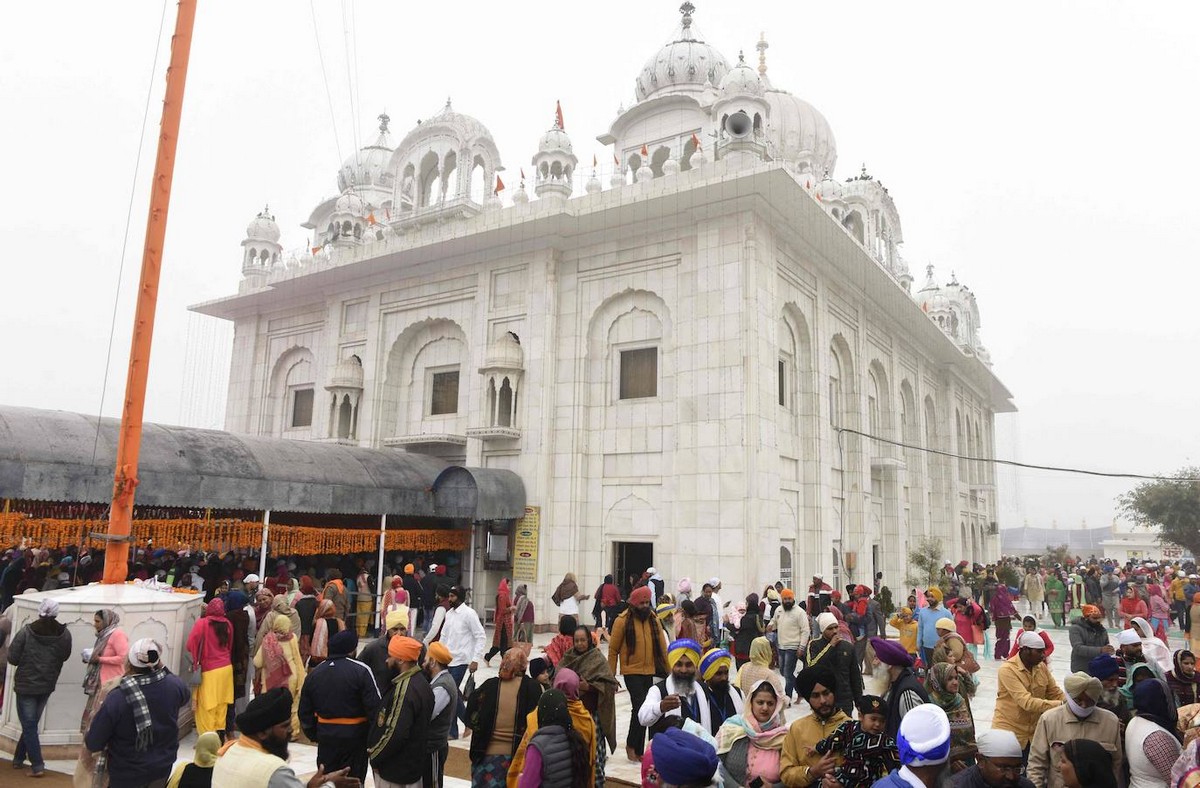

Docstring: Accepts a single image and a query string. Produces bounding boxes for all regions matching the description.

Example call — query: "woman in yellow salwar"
[186,598,234,737]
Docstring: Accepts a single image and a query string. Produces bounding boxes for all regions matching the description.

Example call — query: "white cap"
[816,612,838,633]
[707,577,721,587]
[38,599,59,618]
[646,566,658,575]
[975,729,1023,758]
[128,638,163,668]
[897,704,951,766]
[1117,629,1141,645]
[1018,631,1046,649]
[244,574,261,584]
[429,563,438,571]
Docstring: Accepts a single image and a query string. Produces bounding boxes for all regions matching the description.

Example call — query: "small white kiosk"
[0,584,203,759]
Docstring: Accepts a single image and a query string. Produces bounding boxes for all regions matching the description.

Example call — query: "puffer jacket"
[7,617,72,695]
[1068,617,1110,673]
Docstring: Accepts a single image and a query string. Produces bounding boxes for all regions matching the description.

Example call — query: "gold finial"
[756,32,769,76]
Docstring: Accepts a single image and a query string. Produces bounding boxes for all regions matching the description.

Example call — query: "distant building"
[1002,521,1192,564]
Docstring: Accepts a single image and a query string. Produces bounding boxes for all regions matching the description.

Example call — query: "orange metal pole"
[103,0,198,584]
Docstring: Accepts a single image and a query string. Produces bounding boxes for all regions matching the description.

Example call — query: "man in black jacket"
[870,636,930,739]
[368,635,434,787]
[805,612,863,716]
[299,630,381,782]
[1068,604,1113,673]
[360,610,409,693]
[8,598,72,777]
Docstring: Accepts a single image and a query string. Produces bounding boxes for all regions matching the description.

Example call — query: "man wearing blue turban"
[637,639,712,736]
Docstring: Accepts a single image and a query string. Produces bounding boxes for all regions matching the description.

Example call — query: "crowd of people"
[5,549,1200,787]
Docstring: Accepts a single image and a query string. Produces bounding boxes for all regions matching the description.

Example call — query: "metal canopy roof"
[0,406,525,520]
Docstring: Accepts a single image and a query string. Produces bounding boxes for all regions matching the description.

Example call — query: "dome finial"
[377,111,390,132]
[738,50,746,66]
[679,2,695,32]
[949,270,959,285]
[924,264,936,286]
[756,32,769,75]
[445,96,452,109]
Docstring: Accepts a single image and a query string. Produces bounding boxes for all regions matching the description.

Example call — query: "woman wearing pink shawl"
[715,680,789,786]
[186,598,234,736]
[253,615,305,738]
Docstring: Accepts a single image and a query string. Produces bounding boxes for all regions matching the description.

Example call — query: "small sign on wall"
[512,506,540,582]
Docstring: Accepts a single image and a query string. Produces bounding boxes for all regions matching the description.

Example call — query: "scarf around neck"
[120,667,169,752]
[83,610,120,695]
[368,665,420,759]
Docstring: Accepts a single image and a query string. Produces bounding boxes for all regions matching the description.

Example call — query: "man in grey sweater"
[7,598,72,777]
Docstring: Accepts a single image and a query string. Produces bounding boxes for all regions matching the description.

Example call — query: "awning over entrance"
[0,406,525,520]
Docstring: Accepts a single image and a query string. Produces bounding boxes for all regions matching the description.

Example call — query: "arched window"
[649,146,671,178]
[498,377,514,427]
[843,211,865,244]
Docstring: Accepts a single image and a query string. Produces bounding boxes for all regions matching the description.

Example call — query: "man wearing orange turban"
[369,636,434,786]
[1068,603,1113,673]
[422,641,457,788]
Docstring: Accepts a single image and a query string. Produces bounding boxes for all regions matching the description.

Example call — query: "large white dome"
[337,113,395,192]
[763,87,837,177]
[635,4,729,102]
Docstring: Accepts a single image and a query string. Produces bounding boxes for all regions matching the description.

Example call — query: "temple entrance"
[613,541,653,598]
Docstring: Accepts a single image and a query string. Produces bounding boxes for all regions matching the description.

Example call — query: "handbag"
[185,634,203,687]
[461,673,475,702]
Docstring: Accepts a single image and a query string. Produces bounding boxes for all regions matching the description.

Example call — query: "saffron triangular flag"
[691,132,702,151]
[593,154,598,168]
[613,153,620,165]
[311,245,322,254]
[367,212,377,225]
[520,168,526,181]
[494,175,505,194]
[640,143,649,157]
[555,100,564,130]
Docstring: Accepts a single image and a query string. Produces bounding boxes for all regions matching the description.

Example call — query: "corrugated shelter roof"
[0,406,524,520]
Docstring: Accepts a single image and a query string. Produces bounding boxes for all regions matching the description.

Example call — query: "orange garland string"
[0,513,469,556]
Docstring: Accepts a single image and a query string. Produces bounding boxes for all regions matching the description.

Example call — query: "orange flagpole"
[103,0,198,584]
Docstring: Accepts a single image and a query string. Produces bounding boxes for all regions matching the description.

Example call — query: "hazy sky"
[2,1,1197,533]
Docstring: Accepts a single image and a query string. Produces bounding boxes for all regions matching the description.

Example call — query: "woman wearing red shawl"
[1120,585,1149,630]
[485,578,514,665]
[253,615,305,739]
[989,583,1017,660]
[307,599,344,669]
[186,598,234,736]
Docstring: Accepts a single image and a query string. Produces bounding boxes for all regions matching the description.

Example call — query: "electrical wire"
[309,0,343,167]
[834,426,1200,482]
[90,0,170,466]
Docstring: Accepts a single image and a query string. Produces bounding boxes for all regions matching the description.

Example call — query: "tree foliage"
[1118,466,1200,559]
[906,535,950,595]
[1044,543,1072,568]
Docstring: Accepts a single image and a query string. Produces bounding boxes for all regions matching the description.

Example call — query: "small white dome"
[337,113,395,192]
[329,356,364,389]
[718,55,763,98]
[816,175,843,202]
[538,127,573,154]
[334,191,366,217]
[635,5,729,102]
[483,332,524,370]
[246,207,280,243]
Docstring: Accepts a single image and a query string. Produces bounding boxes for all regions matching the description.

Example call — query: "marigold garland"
[0,513,469,556]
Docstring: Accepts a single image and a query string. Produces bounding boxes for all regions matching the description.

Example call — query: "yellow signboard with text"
[512,505,540,582]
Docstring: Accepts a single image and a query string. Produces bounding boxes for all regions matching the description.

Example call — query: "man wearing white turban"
[871,703,951,786]
[953,729,1034,787]
[1026,671,1122,788]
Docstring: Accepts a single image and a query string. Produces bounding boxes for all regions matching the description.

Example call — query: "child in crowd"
[814,695,900,788]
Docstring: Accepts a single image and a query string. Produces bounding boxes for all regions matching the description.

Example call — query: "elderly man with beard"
[1068,603,1113,673]
[1026,671,1123,788]
[610,584,669,761]
[768,588,810,701]
[780,666,849,786]
[870,636,930,739]
[1088,653,1132,725]
[214,687,360,788]
[367,636,435,788]
[1114,627,1164,685]
[952,729,1033,788]
[638,638,712,734]
[699,648,743,736]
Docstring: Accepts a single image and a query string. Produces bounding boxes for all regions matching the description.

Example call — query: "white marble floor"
[44,619,1187,786]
